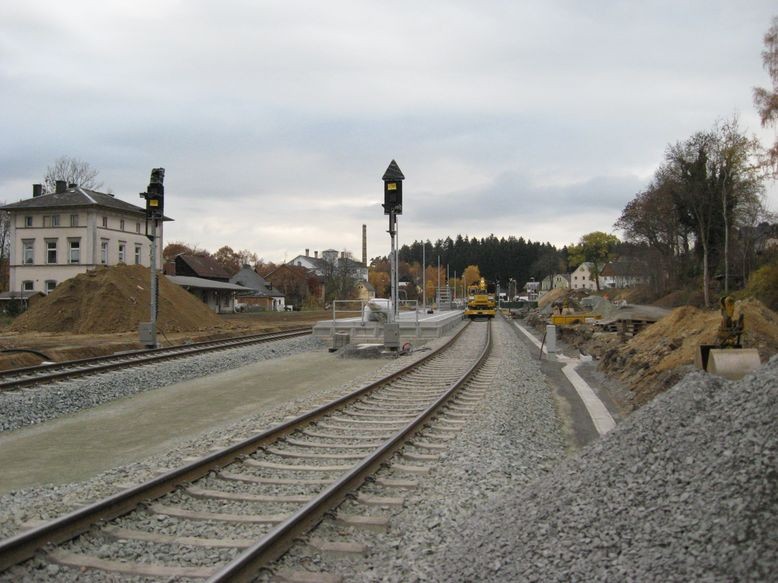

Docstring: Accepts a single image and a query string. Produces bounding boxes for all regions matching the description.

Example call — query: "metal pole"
[395,217,399,318]
[389,214,395,323]
[437,256,440,309]
[422,243,426,310]
[149,219,158,347]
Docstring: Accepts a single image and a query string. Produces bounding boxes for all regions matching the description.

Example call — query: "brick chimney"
[314,250,318,259]
[305,248,309,257]
[32,184,43,197]
[55,180,67,193]
[362,224,367,266]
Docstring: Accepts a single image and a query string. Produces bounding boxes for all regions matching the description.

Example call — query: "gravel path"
[0,335,323,432]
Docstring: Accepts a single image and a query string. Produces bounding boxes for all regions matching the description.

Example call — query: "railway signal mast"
[139,168,165,348]
[382,160,404,348]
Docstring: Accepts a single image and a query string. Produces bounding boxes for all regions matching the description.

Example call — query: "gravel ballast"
[432,354,778,581]
[2,316,773,582]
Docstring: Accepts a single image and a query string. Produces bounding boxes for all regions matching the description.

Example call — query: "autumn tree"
[369,270,390,298]
[754,16,778,173]
[568,231,620,291]
[163,241,195,262]
[461,265,481,291]
[212,245,242,275]
[43,156,103,192]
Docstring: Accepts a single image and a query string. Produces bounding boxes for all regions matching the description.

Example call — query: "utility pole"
[382,160,404,350]
[139,168,165,348]
[422,242,426,310]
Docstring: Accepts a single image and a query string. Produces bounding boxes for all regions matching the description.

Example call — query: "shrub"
[745,262,778,311]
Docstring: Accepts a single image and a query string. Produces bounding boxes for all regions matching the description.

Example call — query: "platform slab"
[312,309,463,342]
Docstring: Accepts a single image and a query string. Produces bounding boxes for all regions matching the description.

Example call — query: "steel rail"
[209,320,493,582]
[0,327,311,391]
[0,321,471,574]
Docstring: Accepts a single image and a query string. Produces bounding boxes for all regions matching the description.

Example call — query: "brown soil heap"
[10,265,227,334]
[600,298,778,405]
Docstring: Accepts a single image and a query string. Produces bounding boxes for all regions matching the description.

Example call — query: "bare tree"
[43,156,103,192]
[0,206,10,291]
[754,16,778,174]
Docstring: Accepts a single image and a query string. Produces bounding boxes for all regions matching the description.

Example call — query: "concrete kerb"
[512,320,616,436]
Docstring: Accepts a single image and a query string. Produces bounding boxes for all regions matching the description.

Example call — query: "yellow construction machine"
[695,296,761,380]
[464,277,496,319]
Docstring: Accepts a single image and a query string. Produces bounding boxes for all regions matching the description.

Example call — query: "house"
[552,273,571,289]
[524,279,541,300]
[229,265,286,311]
[288,249,368,282]
[355,280,376,301]
[0,181,168,295]
[570,262,597,290]
[599,261,649,289]
[166,253,249,313]
[174,254,231,281]
[266,263,323,309]
[540,275,553,292]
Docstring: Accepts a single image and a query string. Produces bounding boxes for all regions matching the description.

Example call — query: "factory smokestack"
[362,224,367,266]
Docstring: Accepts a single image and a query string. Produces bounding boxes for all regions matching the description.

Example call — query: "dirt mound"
[600,298,778,405]
[651,288,706,309]
[538,287,568,309]
[10,265,228,334]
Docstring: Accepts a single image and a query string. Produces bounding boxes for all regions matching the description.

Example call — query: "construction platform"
[312,309,463,344]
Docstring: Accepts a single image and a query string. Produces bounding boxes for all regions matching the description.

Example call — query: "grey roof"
[229,266,285,297]
[166,275,251,292]
[1,186,172,220]
[382,159,405,181]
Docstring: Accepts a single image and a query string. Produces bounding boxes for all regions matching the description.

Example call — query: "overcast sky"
[1,1,776,263]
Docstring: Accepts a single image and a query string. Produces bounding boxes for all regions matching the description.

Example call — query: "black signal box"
[382,160,404,215]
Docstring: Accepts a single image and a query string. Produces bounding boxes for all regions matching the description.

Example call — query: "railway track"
[0,327,312,392]
[0,319,491,581]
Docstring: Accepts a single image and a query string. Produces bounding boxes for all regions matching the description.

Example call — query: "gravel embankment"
[432,354,778,581]
[0,335,323,432]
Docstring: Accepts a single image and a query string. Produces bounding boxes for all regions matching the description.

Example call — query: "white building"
[287,248,368,282]
[1,181,167,294]
[570,262,598,290]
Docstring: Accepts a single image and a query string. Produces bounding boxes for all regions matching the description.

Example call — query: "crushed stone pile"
[436,356,778,582]
[10,265,226,334]
[601,298,778,404]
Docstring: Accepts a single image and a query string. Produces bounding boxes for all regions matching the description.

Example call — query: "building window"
[46,240,57,264]
[22,281,34,292]
[120,219,125,231]
[70,214,79,227]
[22,240,34,264]
[134,244,142,265]
[102,216,108,228]
[43,214,60,227]
[24,216,33,227]
[68,239,80,264]
[101,240,109,264]
[136,222,141,234]
[45,280,57,294]
[118,242,126,263]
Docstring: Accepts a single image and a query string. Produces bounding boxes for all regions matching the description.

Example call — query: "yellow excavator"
[464,277,496,319]
[695,296,761,380]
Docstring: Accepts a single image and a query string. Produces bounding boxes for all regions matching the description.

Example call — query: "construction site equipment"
[695,296,761,380]
[464,277,496,319]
